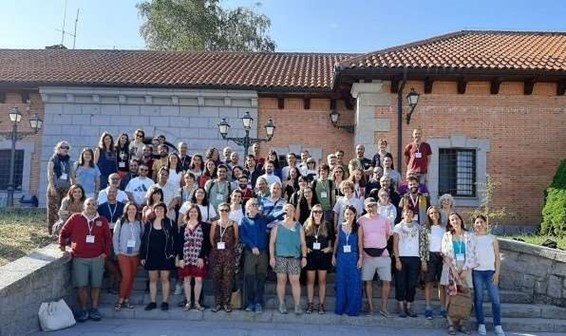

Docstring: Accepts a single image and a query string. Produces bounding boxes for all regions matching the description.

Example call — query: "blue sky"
[0,0,564,52]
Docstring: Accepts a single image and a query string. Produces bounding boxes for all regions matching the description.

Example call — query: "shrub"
[541,159,566,236]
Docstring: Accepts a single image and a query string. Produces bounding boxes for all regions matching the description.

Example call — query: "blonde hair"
[304,204,329,237]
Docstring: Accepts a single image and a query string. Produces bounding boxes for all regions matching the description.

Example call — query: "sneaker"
[144,302,157,311]
[439,308,447,318]
[245,304,255,312]
[294,305,303,315]
[306,302,314,314]
[174,284,183,295]
[318,303,326,315]
[161,302,169,311]
[494,325,506,336]
[406,307,418,318]
[89,308,102,321]
[254,303,263,314]
[398,310,407,318]
[477,324,487,335]
[278,303,288,314]
[425,308,433,320]
[76,310,89,323]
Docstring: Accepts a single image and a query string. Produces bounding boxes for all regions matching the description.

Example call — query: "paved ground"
[31,319,566,336]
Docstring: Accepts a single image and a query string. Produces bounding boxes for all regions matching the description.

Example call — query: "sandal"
[114,301,122,311]
[448,325,456,335]
[194,303,205,311]
[224,304,232,313]
[458,325,470,335]
[211,304,222,313]
[184,302,192,311]
[306,302,314,314]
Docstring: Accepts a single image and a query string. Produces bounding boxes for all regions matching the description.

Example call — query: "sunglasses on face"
[249,203,259,207]
[60,146,69,149]
[219,208,230,212]
[312,210,323,214]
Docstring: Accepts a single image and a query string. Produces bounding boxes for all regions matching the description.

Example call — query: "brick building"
[0,30,564,227]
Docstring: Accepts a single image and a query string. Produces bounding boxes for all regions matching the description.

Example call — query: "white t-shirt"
[393,222,420,257]
[429,225,445,252]
[168,169,183,188]
[229,208,244,225]
[474,234,496,271]
[179,201,217,223]
[378,203,397,228]
[125,177,155,206]
[97,187,129,204]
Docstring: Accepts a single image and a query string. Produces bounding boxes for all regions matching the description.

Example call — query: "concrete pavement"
[30,319,566,336]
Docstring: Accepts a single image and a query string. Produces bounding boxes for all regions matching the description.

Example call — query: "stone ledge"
[498,238,566,262]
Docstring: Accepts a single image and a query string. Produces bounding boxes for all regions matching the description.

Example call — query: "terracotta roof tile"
[0,50,357,91]
[339,30,566,72]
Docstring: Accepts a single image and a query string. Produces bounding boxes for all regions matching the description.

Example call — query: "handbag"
[448,286,473,321]
[38,299,76,331]
[230,289,242,309]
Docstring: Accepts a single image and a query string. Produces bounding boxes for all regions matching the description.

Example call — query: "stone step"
[103,277,534,304]
[99,292,566,320]
[95,306,566,333]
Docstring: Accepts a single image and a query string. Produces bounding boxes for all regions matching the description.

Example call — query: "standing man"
[178,142,191,172]
[205,164,232,210]
[120,159,139,190]
[354,144,373,173]
[97,173,129,204]
[358,197,393,317]
[139,145,155,179]
[403,128,432,184]
[259,161,281,187]
[251,143,264,168]
[150,167,180,220]
[59,198,111,322]
[244,155,263,189]
[399,176,430,225]
[125,163,155,209]
[312,163,336,222]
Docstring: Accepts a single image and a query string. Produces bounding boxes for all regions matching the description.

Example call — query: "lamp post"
[217,111,276,157]
[329,109,355,133]
[0,107,43,207]
[396,69,420,170]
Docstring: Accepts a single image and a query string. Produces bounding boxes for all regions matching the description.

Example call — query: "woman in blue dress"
[332,205,363,316]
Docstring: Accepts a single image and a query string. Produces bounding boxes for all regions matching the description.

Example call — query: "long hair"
[189,154,204,171]
[203,159,217,178]
[97,132,114,151]
[447,212,467,233]
[184,203,203,223]
[343,205,359,233]
[191,187,210,206]
[298,186,319,211]
[425,205,441,229]
[65,184,86,203]
[115,133,130,151]
[120,202,140,222]
[78,148,95,168]
[147,187,164,206]
[167,153,182,173]
[304,204,329,237]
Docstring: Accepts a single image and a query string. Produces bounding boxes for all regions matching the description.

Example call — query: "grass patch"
[503,234,566,250]
[0,209,51,267]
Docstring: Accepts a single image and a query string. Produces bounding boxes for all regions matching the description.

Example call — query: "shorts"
[72,257,105,288]
[178,265,208,279]
[361,256,391,281]
[304,252,332,271]
[274,256,301,275]
[424,252,444,283]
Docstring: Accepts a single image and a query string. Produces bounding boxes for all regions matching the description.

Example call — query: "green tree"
[541,159,566,236]
[137,0,276,52]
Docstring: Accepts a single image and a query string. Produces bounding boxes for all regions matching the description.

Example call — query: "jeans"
[472,270,501,326]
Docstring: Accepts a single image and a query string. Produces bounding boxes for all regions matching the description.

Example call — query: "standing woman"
[73,148,101,199]
[176,204,211,311]
[209,203,239,312]
[140,202,177,311]
[348,168,367,200]
[188,154,204,184]
[303,204,333,314]
[295,186,319,225]
[190,188,217,223]
[228,190,245,224]
[283,167,300,201]
[422,206,447,320]
[269,203,307,315]
[441,212,478,335]
[47,141,74,234]
[268,150,282,180]
[330,166,346,197]
[115,133,130,179]
[200,159,217,188]
[167,153,183,188]
[143,187,164,223]
[94,132,117,189]
[113,202,143,310]
[472,215,505,336]
[393,207,426,318]
[332,206,363,316]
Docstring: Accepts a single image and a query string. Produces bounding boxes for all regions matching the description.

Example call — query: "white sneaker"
[494,325,505,336]
[477,324,487,335]
[174,283,183,295]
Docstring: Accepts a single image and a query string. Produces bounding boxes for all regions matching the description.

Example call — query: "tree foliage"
[541,159,566,236]
[137,0,276,52]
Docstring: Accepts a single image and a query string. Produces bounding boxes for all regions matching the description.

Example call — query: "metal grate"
[438,148,476,197]
[0,150,24,190]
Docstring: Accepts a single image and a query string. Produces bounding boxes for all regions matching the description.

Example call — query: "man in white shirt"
[97,173,129,204]
[259,161,281,187]
[125,163,155,208]
[281,152,298,182]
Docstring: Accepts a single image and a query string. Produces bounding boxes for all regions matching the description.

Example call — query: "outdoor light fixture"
[329,108,354,133]
[405,88,420,124]
[1,106,43,206]
[217,112,276,157]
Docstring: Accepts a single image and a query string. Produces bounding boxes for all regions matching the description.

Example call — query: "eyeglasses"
[249,203,259,207]
[59,146,69,150]
[312,210,323,214]
[219,209,230,212]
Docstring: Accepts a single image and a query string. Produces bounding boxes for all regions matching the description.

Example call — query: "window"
[438,148,476,197]
[0,150,24,190]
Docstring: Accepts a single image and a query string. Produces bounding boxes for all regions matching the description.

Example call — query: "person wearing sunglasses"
[209,203,239,313]
[129,129,145,161]
[47,141,75,234]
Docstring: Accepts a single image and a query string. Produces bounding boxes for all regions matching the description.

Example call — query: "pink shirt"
[359,214,392,257]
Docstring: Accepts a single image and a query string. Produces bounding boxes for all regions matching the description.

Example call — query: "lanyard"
[314,225,321,242]
[218,222,229,242]
[84,215,95,235]
[107,203,118,222]
[127,221,137,240]
[342,224,351,245]
[409,193,418,208]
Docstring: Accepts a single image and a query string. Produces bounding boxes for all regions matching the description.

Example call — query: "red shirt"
[59,213,111,258]
[403,142,432,173]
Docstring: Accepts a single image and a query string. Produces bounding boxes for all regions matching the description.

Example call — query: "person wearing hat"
[358,197,393,317]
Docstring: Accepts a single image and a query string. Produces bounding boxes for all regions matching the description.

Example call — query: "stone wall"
[499,238,566,307]
[0,244,74,335]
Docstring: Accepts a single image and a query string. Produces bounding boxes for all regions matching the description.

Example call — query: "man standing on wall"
[403,128,432,184]
[59,198,111,322]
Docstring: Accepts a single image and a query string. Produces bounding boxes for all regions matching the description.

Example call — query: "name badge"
[216,194,224,201]
[343,245,351,253]
[413,214,418,222]
[415,152,422,159]
[86,235,95,243]
[217,242,226,250]
[127,240,136,248]
[320,191,328,199]
[60,173,68,181]
[313,242,321,250]
[455,253,465,261]
[119,162,126,168]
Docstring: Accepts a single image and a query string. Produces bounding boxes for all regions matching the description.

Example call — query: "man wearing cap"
[358,197,393,317]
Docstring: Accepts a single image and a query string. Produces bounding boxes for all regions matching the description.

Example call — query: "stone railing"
[498,238,566,307]
[0,244,74,336]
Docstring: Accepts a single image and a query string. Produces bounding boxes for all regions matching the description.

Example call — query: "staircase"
[98,268,566,333]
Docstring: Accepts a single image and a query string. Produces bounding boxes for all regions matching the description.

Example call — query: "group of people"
[53,128,504,336]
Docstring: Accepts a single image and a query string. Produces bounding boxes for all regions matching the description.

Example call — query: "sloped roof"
[0,49,357,91]
[338,30,566,73]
